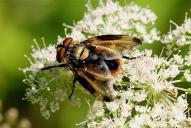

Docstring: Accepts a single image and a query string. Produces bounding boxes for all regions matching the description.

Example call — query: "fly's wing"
[74,61,116,101]
[81,35,142,54]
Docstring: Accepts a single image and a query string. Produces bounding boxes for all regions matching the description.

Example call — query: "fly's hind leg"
[69,77,77,99]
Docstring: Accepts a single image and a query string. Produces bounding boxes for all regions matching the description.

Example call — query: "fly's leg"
[122,56,137,60]
[69,77,77,99]
[41,64,67,70]
[122,54,145,60]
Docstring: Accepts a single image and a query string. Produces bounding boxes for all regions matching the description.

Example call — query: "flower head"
[21,0,191,127]
[68,0,160,43]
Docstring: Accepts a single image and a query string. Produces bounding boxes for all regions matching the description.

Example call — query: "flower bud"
[5,108,19,125]
[18,118,31,128]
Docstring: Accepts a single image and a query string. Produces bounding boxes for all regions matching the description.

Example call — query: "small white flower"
[173,54,184,65]
[50,101,59,113]
[184,70,191,82]
[120,103,133,118]
[119,90,134,100]
[88,100,104,118]
[112,118,126,127]
[87,121,97,128]
[159,64,180,79]
[185,54,191,66]
[106,100,119,113]
[135,105,147,113]
[133,90,147,102]
[99,118,113,128]
[30,62,44,71]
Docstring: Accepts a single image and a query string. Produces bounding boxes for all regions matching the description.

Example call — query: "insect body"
[42,35,142,101]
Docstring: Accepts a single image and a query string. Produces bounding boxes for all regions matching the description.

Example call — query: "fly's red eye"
[63,37,73,46]
[56,37,73,63]
[56,47,65,63]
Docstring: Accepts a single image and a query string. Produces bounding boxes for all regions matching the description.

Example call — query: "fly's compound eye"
[63,37,73,46]
[56,37,73,63]
[56,46,65,63]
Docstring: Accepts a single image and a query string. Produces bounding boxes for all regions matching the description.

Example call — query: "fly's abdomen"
[104,59,123,77]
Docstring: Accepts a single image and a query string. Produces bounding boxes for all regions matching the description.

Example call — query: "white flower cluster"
[67,0,160,43]
[86,95,189,128]
[21,39,81,119]
[22,0,191,127]
[129,95,188,128]
[161,17,191,82]
[22,39,57,72]
[85,52,191,128]
[163,18,191,47]
[76,1,191,128]
[125,55,179,93]
[162,18,191,57]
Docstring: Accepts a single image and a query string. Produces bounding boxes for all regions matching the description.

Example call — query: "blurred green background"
[0,0,191,127]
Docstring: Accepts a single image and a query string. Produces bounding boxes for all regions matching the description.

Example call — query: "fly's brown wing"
[81,35,142,54]
[74,60,116,102]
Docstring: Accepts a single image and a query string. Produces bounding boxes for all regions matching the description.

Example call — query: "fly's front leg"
[69,77,77,99]
[41,64,67,70]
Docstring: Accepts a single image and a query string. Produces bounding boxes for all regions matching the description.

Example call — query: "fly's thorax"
[67,44,90,68]
[68,44,89,60]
